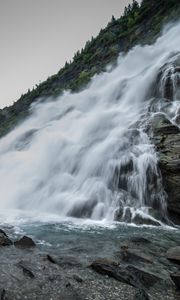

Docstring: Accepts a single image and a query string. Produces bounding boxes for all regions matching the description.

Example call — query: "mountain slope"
[0,0,180,137]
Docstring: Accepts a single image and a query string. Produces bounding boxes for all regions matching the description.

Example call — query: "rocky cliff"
[150,54,180,224]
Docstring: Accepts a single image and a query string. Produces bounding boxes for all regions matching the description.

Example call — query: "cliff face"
[151,54,180,224]
[0,0,180,137]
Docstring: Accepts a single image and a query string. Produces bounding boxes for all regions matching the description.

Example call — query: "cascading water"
[0,23,180,225]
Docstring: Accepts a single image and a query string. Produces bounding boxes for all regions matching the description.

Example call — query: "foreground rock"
[166,246,180,264]
[0,228,179,300]
[90,260,159,289]
[170,273,180,290]
[0,229,12,246]
[120,248,153,264]
[14,236,36,248]
[133,289,150,300]
[17,261,35,278]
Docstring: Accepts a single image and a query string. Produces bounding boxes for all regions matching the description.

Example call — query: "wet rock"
[130,237,151,244]
[57,256,82,268]
[122,207,132,223]
[166,247,180,264]
[132,214,161,226]
[120,244,129,261]
[170,273,180,290]
[151,113,180,223]
[14,236,36,248]
[151,114,178,136]
[17,262,35,279]
[174,114,180,125]
[47,254,57,264]
[149,56,180,224]
[154,54,180,100]
[0,229,8,236]
[67,198,98,219]
[90,259,159,289]
[121,249,153,264]
[133,289,150,300]
[125,265,159,288]
[0,230,12,247]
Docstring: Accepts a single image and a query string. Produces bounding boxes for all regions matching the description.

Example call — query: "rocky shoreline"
[0,228,180,300]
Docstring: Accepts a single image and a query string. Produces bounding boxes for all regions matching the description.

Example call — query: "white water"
[0,23,180,225]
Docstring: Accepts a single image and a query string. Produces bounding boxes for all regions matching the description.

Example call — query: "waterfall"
[0,23,180,225]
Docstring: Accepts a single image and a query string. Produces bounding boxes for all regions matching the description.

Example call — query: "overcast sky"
[0,0,133,108]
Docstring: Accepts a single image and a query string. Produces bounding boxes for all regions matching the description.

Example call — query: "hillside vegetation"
[0,0,180,137]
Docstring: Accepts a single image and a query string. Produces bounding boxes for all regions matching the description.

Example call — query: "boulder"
[90,259,159,289]
[166,247,180,264]
[14,236,36,248]
[0,230,12,247]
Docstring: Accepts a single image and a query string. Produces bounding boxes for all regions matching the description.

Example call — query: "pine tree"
[111,15,116,22]
[132,0,139,11]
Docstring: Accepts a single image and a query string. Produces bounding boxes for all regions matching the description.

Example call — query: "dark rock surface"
[0,228,179,299]
[17,261,35,279]
[120,249,153,264]
[170,273,180,290]
[151,113,180,223]
[0,230,12,247]
[90,260,160,289]
[14,236,36,248]
[150,53,180,224]
[46,254,57,264]
[166,247,180,264]
[132,214,161,227]
[130,237,151,244]
[133,289,150,300]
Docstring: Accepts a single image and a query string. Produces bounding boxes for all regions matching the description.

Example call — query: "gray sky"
[0,0,133,108]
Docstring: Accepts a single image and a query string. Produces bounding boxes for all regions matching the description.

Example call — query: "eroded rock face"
[154,53,180,100]
[150,53,180,224]
[151,113,180,223]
